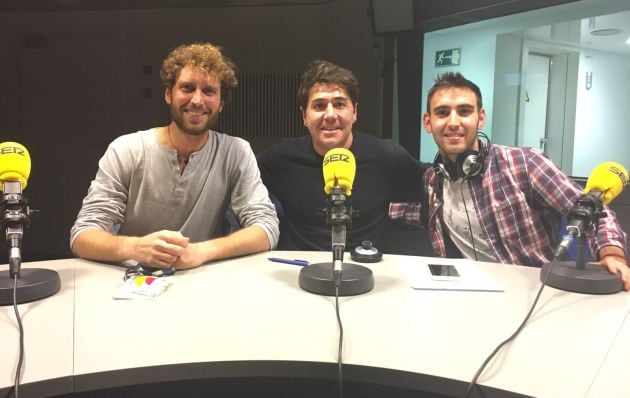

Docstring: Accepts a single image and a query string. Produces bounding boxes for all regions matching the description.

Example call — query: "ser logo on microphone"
[322,152,351,166]
[0,146,26,156]
[609,165,627,186]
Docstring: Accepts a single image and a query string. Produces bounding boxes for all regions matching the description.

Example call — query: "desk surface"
[2,251,629,398]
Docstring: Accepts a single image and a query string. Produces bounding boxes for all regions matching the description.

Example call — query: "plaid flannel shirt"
[390,145,627,267]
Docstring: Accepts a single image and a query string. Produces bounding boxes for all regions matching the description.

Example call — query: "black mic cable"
[459,171,563,398]
[329,190,347,398]
[11,272,25,398]
[463,256,557,398]
[332,225,345,398]
[334,283,344,398]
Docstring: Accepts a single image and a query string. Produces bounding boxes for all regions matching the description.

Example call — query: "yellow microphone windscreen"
[0,141,31,189]
[322,148,356,196]
[583,161,628,205]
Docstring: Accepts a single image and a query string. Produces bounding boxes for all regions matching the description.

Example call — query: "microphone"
[582,161,627,205]
[541,161,628,294]
[0,141,31,189]
[323,147,355,196]
[0,141,60,305]
[0,142,32,277]
[556,162,628,257]
[322,148,356,280]
[298,148,373,297]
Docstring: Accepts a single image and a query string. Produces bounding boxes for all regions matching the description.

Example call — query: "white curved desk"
[2,251,629,397]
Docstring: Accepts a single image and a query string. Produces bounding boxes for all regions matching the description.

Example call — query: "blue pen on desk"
[268,257,309,266]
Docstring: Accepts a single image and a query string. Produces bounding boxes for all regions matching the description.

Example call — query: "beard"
[169,105,220,136]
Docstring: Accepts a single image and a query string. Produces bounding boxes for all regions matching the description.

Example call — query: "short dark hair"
[160,42,238,102]
[298,60,359,110]
[426,72,482,112]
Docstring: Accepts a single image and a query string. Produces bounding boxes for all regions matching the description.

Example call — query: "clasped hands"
[132,230,203,270]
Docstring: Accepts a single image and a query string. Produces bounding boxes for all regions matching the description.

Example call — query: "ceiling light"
[590,28,622,36]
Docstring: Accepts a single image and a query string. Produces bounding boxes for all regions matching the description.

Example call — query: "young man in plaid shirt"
[390,72,629,290]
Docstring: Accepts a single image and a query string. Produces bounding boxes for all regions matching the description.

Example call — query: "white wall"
[419,0,630,173]
[420,29,497,162]
[491,33,523,148]
[573,50,630,176]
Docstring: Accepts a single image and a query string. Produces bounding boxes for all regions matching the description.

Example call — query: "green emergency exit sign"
[435,48,461,67]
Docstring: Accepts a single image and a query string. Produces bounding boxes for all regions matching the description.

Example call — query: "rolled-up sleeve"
[229,140,280,249]
[69,140,132,249]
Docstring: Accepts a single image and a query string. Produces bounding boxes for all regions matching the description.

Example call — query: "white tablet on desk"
[398,257,504,292]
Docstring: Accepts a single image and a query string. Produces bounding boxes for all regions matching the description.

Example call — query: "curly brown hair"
[160,42,238,102]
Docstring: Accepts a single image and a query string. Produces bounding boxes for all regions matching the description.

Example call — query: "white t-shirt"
[442,178,497,262]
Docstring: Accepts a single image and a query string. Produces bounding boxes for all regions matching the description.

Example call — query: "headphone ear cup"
[435,163,450,180]
[458,134,490,179]
[460,152,481,179]
[435,134,490,181]
[433,153,451,181]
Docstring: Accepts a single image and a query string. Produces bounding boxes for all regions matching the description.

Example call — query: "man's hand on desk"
[131,230,189,269]
[172,242,208,270]
[597,246,630,291]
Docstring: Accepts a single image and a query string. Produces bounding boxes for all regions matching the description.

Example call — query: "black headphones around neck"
[433,132,490,181]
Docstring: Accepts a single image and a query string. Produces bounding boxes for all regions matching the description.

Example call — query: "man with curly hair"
[71,42,279,269]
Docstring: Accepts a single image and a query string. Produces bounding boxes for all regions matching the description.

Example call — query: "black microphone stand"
[0,180,60,305]
[299,186,374,296]
[540,194,622,294]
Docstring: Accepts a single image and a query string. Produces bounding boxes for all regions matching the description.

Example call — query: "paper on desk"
[113,275,171,299]
[397,257,504,292]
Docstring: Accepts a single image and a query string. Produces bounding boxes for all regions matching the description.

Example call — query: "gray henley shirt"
[70,128,279,249]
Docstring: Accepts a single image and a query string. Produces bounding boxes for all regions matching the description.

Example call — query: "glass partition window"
[421,0,630,177]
